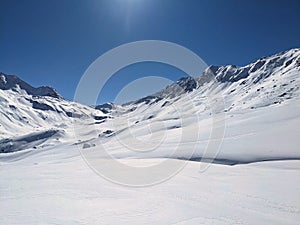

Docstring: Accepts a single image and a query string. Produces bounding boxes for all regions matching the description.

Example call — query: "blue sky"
[1,0,300,104]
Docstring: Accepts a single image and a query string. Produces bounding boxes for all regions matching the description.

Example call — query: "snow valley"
[1,48,300,224]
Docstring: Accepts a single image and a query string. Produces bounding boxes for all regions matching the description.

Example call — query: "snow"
[0,48,300,224]
[1,151,300,224]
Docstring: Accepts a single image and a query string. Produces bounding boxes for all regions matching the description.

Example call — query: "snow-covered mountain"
[0,73,106,149]
[0,73,62,99]
[83,48,299,163]
[121,48,300,111]
[1,48,300,225]
[1,48,300,154]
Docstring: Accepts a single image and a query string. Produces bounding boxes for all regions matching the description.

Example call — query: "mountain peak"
[201,48,300,83]
[0,72,62,99]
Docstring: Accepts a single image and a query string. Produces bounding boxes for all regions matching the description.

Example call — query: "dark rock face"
[31,100,56,111]
[95,103,113,110]
[176,77,197,92]
[135,96,162,105]
[25,98,56,111]
[154,76,197,99]
[103,130,113,135]
[120,76,197,106]
[95,102,115,113]
[93,116,107,121]
[211,66,251,83]
[66,112,82,118]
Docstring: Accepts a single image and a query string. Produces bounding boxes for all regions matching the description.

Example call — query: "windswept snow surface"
[1,49,300,224]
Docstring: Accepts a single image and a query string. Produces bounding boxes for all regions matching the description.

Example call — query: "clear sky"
[1,0,300,104]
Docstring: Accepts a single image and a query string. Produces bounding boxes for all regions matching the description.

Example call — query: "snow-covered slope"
[121,48,300,112]
[1,48,300,159]
[76,48,300,163]
[0,48,300,224]
[0,73,106,151]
